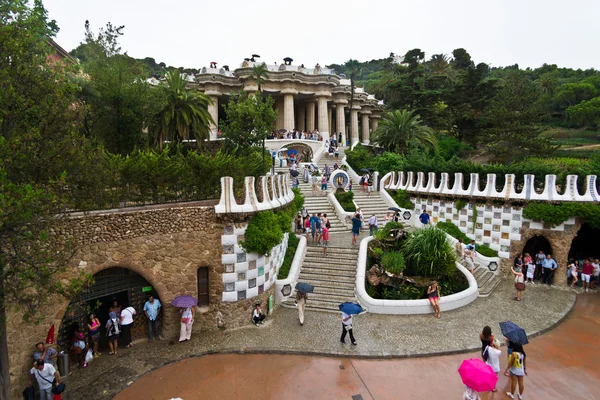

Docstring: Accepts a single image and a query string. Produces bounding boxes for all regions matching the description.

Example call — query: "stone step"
[299,270,356,282]
[299,266,356,277]
[306,245,358,252]
[304,252,358,260]
[478,276,501,297]
[303,257,358,266]
[297,277,356,290]
[312,286,356,297]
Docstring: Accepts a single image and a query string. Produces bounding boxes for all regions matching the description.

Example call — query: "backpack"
[109,319,120,336]
[482,346,489,361]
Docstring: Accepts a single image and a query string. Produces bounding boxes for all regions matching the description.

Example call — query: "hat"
[109,312,117,319]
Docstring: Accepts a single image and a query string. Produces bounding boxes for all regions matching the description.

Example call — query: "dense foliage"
[523,202,600,229]
[277,234,300,280]
[401,227,457,277]
[436,221,498,257]
[334,190,356,212]
[390,190,414,209]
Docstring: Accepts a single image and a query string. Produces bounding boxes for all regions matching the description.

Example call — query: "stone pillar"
[297,106,305,132]
[361,114,370,144]
[208,95,219,140]
[328,107,333,135]
[276,97,284,130]
[371,118,379,133]
[336,104,346,146]
[350,109,359,146]
[306,102,315,132]
[283,94,295,131]
[317,96,329,141]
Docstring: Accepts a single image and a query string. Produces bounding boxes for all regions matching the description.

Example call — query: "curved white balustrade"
[215,174,294,214]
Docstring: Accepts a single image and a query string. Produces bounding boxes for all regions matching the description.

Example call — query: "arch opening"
[568,223,600,262]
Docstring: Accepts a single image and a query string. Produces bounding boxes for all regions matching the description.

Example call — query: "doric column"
[306,102,315,132]
[317,96,329,141]
[335,102,346,145]
[350,109,359,146]
[297,106,305,132]
[275,97,284,130]
[283,94,295,131]
[361,114,370,145]
[328,107,333,135]
[207,95,219,140]
[371,118,379,133]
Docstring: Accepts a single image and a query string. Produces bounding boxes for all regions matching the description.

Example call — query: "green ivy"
[455,199,468,210]
[277,234,300,279]
[436,221,498,257]
[391,190,414,209]
[335,190,356,212]
[523,202,600,229]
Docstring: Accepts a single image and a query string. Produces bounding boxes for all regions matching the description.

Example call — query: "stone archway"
[280,142,313,164]
[568,223,600,261]
[522,235,553,259]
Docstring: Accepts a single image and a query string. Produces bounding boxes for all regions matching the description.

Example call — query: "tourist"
[542,254,557,285]
[87,313,101,358]
[462,385,480,400]
[296,292,307,326]
[178,306,195,342]
[485,339,502,392]
[456,238,463,259]
[569,260,579,288]
[324,164,330,179]
[362,173,369,192]
[357,207,364,221]
[305,217,311,242]
[581,258,594,292]
[292,175,299,189]
[427,280,441,318]
[315,213,323,244]
[383,212,391,227]
[28,360,60,400]
[466,240,476,253]
[322,222,330,256]
[340,310,356,345]
[593,258,600,285]
[295,214,304,234]
[512,257,525,301]
[348,179,353,192]
[504,343,527,399]
[338,133,342,145]
[309,213,319,243]
[368,214,378,236]
[109,298,122,320]
[534,250,545,280]
[419,210,430,225]
[252,303,265,325]
[106,311,120,355]
[335,147,339,159]
[320,174,328,195]
[367,174,374,197]
[33,342,57,368]
[394,212,402,223]
[144,294,163,341]
[523,253,534,284]
[479,326,495,359]
[310,173,319,196]
[70,324,88,368]
[120,304,136,348]
[351,213,362,245]
[303,165,309,183]
[464,249,475,275]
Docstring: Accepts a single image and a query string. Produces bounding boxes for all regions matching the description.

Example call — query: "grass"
[277,234,300,280]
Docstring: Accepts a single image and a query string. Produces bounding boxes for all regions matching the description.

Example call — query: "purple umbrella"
[171,295,198,308]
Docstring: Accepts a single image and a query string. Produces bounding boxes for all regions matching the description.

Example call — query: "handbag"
[36,370,66,394]
[344,324,352,331]
[515,282,526,291]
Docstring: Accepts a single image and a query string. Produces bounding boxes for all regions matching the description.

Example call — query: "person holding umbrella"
[295,283,314,326]
[171,295,198,342]
[339,302,362,345]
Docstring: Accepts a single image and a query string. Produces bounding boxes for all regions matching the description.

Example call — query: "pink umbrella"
[458,358,498,392]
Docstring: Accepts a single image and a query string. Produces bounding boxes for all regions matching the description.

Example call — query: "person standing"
[581,258,594,292]
[523,253,534,284]
[504,343,527,399]
[144,294,162,341]
[28,360,60,400]
[178,306,195,342]
[367,175,374,197]
[315,213,323,245]
[542,254,557,285]
[322,222,330,256]
[485,339,502,392]
[106,311,120,355]
[368,214,378,236]
[534,250,545,280]
[512,257,525,301]
[33,342,57,368]
[87,313,101,358]
[120,305,136,348]
[427,280,441,318]
[351,213,362,246]
[479,326,495,358]
[320,174,328,195]
[296,292,307,326]
[340,311,356,345]
[456,238,464,260]
[419,210,430,225]
[465,249,476,275]
[310,173,319,196]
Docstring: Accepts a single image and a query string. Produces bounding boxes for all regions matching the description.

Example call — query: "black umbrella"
[360,168,370,173]
[368,168,376,172]
[499,321,529,345]
[278,129,287,133]
[388,207,401,212]
[295,282,314,294]
[290,169,299,177]
[283,57,293,62]
[252,54,261,58]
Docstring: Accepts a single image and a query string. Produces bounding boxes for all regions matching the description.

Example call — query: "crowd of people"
[269,130,347,147]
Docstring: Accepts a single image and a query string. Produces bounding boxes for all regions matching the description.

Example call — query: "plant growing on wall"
[471,206,478,234]
[455,199,467,210]
[436,221,498,257]
[523,202,600,229]
[392,190,414,209]
[240,211,284,255]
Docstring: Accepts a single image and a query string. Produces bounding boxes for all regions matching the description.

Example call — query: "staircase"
[352,190,391,224]
[473,265,502,297]
[282,245,358,312]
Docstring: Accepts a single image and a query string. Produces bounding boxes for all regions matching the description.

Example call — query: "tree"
[251,63,269,93]
[567,96,600,128]
[220,91,276,155]
[371,109,437,153]
[153,70,214,150]
[344,59,361,143]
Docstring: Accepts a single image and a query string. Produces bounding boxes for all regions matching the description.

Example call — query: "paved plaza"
[63,279,578,399]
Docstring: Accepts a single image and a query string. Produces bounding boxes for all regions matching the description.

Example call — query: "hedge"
[277,234,300,279]
[436,221,499,257]
[523,202,600,229]
[335,190,356,212]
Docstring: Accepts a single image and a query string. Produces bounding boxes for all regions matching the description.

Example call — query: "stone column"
[283,94,295,131]
[335,104,346,145]
[208,95,219,140]
[361,114,370,144]
[328,107,333,135]
[306,102,315,132]
[297,106,305,132]
[371,118,379,133]
[317,96,329,141]
[275,97,284,130]
[350,109,359,146]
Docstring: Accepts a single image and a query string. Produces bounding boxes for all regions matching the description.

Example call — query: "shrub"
[401,226,456,277]
[455,199,468,210]
[381,252,406,275]
[277,234,300,279]
[335,190,356,212]
[391,190,414,209]
[240,211,283,255]
[436,221,498,257]
[374,222,405,241]
[523,202,600,229]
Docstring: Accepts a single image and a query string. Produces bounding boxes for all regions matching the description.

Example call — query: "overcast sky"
[44,0,600,71]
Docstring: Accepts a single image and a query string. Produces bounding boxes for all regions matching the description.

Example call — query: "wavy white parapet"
[215,174,294,214]
[275,235,307,304]
[383,171,600,203]
[355,236,479,314]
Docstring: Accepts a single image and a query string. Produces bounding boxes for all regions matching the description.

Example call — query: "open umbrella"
[388,207,401,212]
[171,295,198,308]
[338,302,363,315]
[458,358,498,392]
[499,321,529,345]
[252,54,261,58]
[360,168,370,173]
[290,169,299,177]
[295,282,314,293]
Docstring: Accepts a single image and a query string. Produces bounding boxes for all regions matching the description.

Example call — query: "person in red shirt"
[322,222,330,256]
[581,258,594,292]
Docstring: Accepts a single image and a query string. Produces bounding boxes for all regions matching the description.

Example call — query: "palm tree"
[429,54,450,75]
[251,63,269,93]
[344,59,361,145]
[154,70,214,150]
[537,72,558,95]
[371,109,437,153]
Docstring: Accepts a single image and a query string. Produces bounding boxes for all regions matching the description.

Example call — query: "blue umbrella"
[338,302,364,315]
[499,321,529,345]
[295,282,314,294]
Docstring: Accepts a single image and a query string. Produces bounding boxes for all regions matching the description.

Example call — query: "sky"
[44,0,600,71]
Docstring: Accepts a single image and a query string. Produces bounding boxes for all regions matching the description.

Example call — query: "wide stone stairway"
[473,265,502,297]
[352,189,391,223]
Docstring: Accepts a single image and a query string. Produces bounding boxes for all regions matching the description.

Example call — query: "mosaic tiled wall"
[413,197,576,259]
[220,224,289,302]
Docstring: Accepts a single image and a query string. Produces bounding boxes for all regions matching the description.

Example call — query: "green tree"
[153,70,214,150]
[251,63,269,93]
[220,91,276,155]
[371,109,437,153]
[566,96,600,128]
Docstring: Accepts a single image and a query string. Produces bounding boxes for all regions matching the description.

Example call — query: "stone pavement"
[62,280,575,400]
